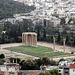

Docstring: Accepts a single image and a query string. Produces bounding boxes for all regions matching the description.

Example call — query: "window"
[73,69,75,72]
[59,70,61,72]
[59,67,62,69]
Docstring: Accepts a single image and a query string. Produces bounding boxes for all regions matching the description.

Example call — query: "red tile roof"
[33,18,39,20]
[70,64,75,68]
[0,71,5,75]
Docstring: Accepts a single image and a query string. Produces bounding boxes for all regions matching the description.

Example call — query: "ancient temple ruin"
[22,32,37,47]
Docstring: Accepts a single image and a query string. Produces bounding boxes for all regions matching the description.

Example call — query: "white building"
[70,64,75,75]
[58,61,70,75]
[0,65,7,75]
[58,61,75,75]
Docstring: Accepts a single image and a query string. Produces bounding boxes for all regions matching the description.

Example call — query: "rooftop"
[70,64,75,69]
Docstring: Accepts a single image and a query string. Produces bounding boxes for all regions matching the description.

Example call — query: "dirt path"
[38,42,75,53]
[0,43,39,60]
[38,42,75,61]
[0,42,75,61]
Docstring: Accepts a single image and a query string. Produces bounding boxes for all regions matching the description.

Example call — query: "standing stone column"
[63,39,66,52]
[26,34,27,46]
[16,58,17,63]
[35,35,37,46]
[31,35,33,46]
[34,35,35,46]
[13,59,14,64]
[53,37,55,50]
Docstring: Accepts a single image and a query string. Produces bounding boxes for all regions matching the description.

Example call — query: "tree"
[0,24,3,35]
[45,72,52,75]
[9,38,15,43]
[37,27,40,40]
[66,35,69,45]
[73,37,75,46]
[35,23,44,40]
[0,0,35,20]
[0,54,5,59]
[43,28,46,39]
[41,56,50,65]
[73,59,75,62]
[20,60,25,66]
[68,18,72,24]
[39,73,45,75]
[2,19,34,43]
[57,58,65,65]
[49,60,57,66]
[60,18,65,25]
[41,69,62,75]
[49,69,61,75]
[0,59,5,65]
[35,59,42,66]
[21,59,40,70]
[57,32,61,42]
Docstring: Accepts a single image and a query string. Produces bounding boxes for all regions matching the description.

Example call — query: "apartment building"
[58,61,75,75]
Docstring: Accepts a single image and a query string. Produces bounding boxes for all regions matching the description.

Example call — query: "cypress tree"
[57,32,61,42]
[74,38,75,45]
[43,28,46,39]
[66,35,69,45]
[37,28,40,40]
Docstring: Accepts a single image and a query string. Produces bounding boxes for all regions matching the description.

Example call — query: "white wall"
[70,69,75,75]
[59,69,64,75]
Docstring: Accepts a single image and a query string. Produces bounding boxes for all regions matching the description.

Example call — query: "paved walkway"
[0,42,75,61]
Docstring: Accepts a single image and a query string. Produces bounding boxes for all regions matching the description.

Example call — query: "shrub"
[71,52,74,54]
[0,54,5,59]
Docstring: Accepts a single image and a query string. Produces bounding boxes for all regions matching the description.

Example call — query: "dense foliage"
[0,19,33,43]
[0,19,75,46]
[0,0,35,20]
[0,54,5,59]
[0,54,5,65]
[0,16,75,47]
[40,69,62,75]
[19,56,57,70]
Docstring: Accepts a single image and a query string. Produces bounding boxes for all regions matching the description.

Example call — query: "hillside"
[0,0,35,20]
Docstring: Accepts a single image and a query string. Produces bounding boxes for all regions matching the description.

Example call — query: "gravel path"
[38,42,75,53]
[0,42,75,61]
[0,43,39,60]
[38,42,75,61]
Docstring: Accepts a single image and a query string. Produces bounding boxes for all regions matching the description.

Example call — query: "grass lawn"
[5,45,70,57]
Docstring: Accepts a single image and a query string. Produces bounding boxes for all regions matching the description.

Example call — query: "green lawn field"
[5,45,70,57]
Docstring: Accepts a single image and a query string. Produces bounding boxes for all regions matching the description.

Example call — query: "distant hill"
[0,0,35,20]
